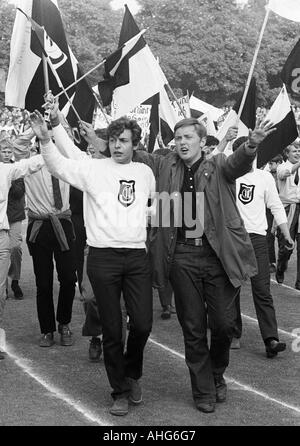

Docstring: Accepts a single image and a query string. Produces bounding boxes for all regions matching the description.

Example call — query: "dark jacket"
[7,178,26,224]
[134,145,258,289]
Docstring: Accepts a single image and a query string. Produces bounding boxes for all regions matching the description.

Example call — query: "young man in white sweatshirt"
[30,110,156,417]
[232,136,293,358]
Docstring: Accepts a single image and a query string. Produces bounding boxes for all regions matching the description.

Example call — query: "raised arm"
[8,154,45,182]
[223,120,276,182]
[30,110,93,193]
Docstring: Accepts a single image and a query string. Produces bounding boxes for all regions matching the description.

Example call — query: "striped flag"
[217,78,257,142]
[281,38,300,96]
[5,0,95,149]
[268,0,300,22]
[99,5,177,151]
[257,85,298,168]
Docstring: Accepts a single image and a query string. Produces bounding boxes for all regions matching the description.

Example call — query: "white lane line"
[241,313,299,339]
[270,278,300,294]
[149,337,300,415]
[5,345,114,427]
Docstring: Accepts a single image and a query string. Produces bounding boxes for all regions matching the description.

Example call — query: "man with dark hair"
[139,117,275,413]
[202,135,220,158]
[30,111,156,417]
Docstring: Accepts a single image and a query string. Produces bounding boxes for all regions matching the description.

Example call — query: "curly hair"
[107,117,142,147]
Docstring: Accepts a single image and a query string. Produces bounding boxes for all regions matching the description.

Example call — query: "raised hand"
[43,90,60,120]
[29,110,50,143]
[248,120,276,147]
[79,120,97,143]
[225,126,238,142]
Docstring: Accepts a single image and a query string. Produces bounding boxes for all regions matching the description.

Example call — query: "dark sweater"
[7,178,26,223]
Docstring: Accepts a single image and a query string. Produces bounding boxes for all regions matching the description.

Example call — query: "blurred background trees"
[0,0,299,107]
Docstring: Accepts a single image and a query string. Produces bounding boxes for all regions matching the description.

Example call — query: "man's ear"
[133,145,138,152]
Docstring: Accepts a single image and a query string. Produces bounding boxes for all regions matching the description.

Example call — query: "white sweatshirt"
[236,169,287,236]
[41,137,156,249]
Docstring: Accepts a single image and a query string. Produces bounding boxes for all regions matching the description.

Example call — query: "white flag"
[268,0,300,22]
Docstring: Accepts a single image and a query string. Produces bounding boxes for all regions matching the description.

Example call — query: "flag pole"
[42,54,50,92]
[51,58,107,103]
[51,29,146,104]
[93,91,110,125]
[76,61,110,126]
[237,5,271,121]
[165,83,187,118]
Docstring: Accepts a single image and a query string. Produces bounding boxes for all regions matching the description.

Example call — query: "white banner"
[171,95,191,119]
[126,105,152,139]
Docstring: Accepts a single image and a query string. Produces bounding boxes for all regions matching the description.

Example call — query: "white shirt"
[24,164,70,215]
[277,160,300,205]
[0,156,44,230]
[236,169,287,236]
[41,133,156,249]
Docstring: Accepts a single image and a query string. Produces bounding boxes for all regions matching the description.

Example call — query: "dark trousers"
[233,233,279,343]
[266,208,276,264]
[27,220,77,334]
[87,247,153,399]
[157,281,173,308]
[71,214,86,291]
[82,299,102,337]
[277,204,300,284]
[170,240,238,404]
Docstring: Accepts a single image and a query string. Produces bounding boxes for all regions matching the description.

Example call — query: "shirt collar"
[184,154,204,175]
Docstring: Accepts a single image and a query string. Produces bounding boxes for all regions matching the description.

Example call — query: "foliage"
[0,0,300,107]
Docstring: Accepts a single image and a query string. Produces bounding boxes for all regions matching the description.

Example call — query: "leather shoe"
[109,397,129,416]
[265,339,286,358]
[230,337,241,349]
[214,375,227,403]
[275,270,284,284]
[195,401,215,413]
[161,306,171,320]
[39,333,54,347]
[89,337,102,362]
[58,324,74,346]
[295,282,300,291]
[11,280,24,300]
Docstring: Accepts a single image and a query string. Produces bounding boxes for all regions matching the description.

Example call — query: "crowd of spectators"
[0,107,31,140]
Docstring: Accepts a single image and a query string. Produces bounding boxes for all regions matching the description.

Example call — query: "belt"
[176,235,207,246]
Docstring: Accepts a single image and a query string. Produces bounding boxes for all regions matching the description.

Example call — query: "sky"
[7,0,141,14]
[110,0,141,14]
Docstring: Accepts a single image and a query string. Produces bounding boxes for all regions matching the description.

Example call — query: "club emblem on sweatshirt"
[238,183,255,205]
[118,180,136,207]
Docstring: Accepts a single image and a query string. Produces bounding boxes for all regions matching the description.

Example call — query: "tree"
[0,0,299,108]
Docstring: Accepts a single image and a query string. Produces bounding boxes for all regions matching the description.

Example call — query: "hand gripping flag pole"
[17,8,84,128]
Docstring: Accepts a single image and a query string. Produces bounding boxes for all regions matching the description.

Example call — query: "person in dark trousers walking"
[136,117,275,413]
[31,111,156,418]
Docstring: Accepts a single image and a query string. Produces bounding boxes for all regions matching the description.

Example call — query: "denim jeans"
[170,239,238,404]
[87,247,152,399]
